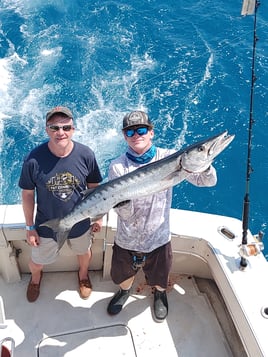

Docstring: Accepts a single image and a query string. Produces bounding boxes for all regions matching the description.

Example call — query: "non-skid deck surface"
[0,271,234,357]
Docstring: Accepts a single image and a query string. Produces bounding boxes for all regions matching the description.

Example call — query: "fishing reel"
[239,231,264,258]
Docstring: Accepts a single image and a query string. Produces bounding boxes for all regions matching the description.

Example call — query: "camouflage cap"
[122,111,153,130]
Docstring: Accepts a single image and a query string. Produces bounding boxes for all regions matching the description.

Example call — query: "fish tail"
[40,218,70,252]
[56,231,70,252]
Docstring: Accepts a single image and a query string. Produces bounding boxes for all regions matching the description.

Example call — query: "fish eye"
[198,145,205,152]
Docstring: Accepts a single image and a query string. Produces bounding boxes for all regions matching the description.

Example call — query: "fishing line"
[240,0,260,268]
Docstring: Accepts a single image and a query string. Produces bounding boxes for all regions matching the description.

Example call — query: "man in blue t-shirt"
[19,106,102,302]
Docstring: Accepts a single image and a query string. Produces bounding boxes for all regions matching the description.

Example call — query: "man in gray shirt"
[107,110,217,322]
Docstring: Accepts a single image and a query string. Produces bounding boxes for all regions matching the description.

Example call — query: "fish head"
[180,131,235,173]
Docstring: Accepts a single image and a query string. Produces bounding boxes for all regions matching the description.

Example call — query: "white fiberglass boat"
[0,205,267,357]
[1,0,266,356]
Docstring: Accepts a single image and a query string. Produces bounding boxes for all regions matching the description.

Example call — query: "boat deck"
[1,207,268,356]
[0,270,244,357]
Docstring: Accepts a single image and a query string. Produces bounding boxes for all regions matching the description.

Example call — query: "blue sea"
[0,0,267,257]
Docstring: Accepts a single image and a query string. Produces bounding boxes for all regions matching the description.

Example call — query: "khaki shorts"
[31,230,93,265]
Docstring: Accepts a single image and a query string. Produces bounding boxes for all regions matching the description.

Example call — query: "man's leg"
[27,259,43,302]
[77,249,91,281]
[107,276,134,315]
[29,259,43,283]
[107,244,135,315]
[69,231,93,299]
[143,243,172,322]
[27,236,58,303]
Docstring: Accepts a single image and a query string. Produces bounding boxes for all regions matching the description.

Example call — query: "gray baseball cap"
[46,106,73,123]
[122,111,153,130]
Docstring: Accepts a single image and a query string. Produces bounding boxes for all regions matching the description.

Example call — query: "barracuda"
[41,131,234,251]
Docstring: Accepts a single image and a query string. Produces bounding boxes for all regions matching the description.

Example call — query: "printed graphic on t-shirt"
[46,172,80,201]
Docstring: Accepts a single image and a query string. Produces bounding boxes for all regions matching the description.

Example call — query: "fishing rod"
[239,0,263,268]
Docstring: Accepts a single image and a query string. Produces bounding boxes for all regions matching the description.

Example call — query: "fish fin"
[81,188,96,199]
[56,231,70,252]
[40,218,61,231]
[113,200,131,208]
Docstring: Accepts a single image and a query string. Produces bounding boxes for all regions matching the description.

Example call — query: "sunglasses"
[47,125,73,132]
[125,127,149,137]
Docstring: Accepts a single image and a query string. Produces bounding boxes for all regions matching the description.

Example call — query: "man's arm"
[185,165,217,187]
[22,189,35,227]
[21,189,40,246]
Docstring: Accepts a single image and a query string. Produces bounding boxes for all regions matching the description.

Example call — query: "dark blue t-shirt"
[19,141,102,239]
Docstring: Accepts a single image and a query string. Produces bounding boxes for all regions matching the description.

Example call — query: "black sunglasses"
[125,127,149,137]
[47,125,73,132]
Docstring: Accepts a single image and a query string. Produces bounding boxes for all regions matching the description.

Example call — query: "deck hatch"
[38,324,137,357]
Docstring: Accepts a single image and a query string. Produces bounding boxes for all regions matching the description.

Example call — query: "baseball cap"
[46,106,73,123]
[122,111,153,130]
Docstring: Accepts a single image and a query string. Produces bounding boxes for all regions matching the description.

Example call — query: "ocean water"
[0,0,267,257]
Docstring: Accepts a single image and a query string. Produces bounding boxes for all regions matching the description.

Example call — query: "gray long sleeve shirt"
[108,147,216,253]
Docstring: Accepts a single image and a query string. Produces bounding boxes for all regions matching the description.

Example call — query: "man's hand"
[91,220,102,233]
[26,230,40,246]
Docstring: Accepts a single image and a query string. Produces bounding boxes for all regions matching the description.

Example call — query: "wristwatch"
[25,225,36,231]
